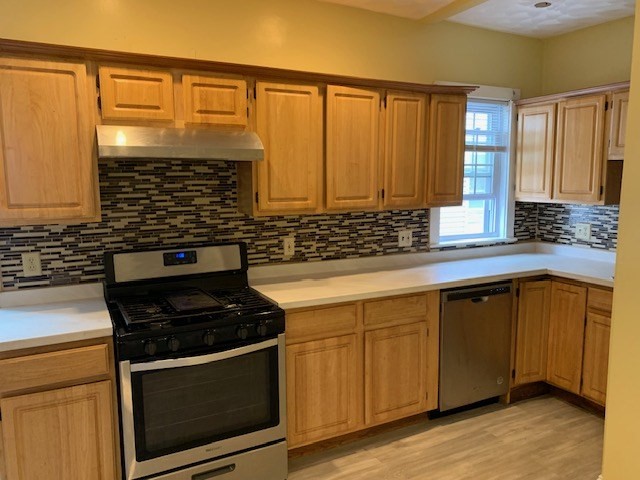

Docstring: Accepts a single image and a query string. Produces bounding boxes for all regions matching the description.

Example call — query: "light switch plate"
[283,237,295,257]
[575,223,591,241]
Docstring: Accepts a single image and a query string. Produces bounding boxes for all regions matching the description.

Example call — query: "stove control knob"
[167,336,180,352]
[203,331,216,346]
[236,326,249,340]
[144,340,157,356]
[256,323,268,337]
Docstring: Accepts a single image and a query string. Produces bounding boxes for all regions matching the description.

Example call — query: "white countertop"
[0,284,112,353]
[251,243,616,310]
[0,242,616,351]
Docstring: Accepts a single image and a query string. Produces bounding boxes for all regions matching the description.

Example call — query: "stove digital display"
[163,250,197,266]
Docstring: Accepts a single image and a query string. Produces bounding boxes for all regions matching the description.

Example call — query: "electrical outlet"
[398,230,413,247]
[22,252,42,277]
[283,237,295,257]
[575,223,592,241]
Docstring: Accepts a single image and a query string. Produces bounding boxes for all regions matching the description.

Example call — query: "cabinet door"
[183,75,247,126]
[286,335,361,448]
[326,85,380,211]
[608,90,629,160]
[0,57,98,225]
[1,381,116,480]
[581,311,611,405]
[426,94,466,206]
[99,66,174,121]
[554,94,605,203]
[255,82,323,214]
[364,322,428,426]
[515,104,556,201]
[547,282,587,393]
[383,91,427,209]
[514,280,551,385]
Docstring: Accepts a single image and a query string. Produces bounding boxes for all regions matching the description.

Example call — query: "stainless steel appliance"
[104,243,287,480]
[439,282,513,412]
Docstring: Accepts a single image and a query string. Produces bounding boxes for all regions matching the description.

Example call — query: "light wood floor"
[288,396,604,480]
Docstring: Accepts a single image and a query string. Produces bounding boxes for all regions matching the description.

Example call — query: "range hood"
[96,125,264,161]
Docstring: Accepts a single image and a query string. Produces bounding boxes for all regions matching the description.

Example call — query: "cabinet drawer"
[286,304,358,343]
[364,294,427,328]
[0,344,110,395]
[588,288,613,314]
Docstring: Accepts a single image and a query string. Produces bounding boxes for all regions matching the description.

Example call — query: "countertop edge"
[0,327,114,353]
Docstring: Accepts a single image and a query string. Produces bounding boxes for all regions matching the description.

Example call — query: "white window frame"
[430,83,520,248]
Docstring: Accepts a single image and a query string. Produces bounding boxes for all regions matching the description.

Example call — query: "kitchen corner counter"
[0,284,112,352]
[250,244,615,310]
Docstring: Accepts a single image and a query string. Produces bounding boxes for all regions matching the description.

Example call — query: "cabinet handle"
[192,464,236,480]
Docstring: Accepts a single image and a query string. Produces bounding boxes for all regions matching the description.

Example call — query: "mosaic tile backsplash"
[0,160,618,290]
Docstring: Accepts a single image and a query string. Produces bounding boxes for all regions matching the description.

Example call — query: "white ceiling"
[317,0,636,38]
[450,0,636,38]
[316,0,458,20]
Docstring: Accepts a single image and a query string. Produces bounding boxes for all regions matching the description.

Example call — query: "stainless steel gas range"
[104,243,287,480]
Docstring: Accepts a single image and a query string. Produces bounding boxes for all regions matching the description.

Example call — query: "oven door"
[119,334,286,480]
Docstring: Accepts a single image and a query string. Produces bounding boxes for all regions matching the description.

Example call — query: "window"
[431,98,513,246]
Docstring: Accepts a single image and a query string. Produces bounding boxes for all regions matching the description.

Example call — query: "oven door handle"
[130,337,279,372]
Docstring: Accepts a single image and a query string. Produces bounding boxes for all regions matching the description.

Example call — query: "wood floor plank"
[288,396,603,480]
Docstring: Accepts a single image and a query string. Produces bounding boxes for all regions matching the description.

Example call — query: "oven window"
[130,344,279,461]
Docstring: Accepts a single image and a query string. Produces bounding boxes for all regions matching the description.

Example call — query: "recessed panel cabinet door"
[383,91,427,209]
[326,85,380,211]
[426,94,466,206]
[183,75,247,126]
[581,311,611,405]
[515,104,556,201]
[99,66,174,121]
[364,322,428,426]
[1,381,116,480]
[514,280,551,385]
[608,90,629,160]
[286,335,361,448]
[0,57,98,225]
[256,82,323,213]
[547,282,587,394]
[554,94,605,203]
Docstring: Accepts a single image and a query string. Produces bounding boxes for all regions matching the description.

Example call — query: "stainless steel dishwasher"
[439,282,513,412]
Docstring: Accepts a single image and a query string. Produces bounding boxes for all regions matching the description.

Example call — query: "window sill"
[430,237,518,250]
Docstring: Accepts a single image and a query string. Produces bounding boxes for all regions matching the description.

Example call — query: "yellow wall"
[602,9,640,478]
[541,16,634,95]
[0,0,543,97]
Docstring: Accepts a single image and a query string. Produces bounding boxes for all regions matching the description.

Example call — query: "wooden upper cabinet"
[515,104,556,202]
[581,311,611,406]
[426,94,466,206]
[1,381,116,480]
[255,82,323,214]
[553,94,606,203]
[547,282,587,394]
[608,90,629,160]
[383,91,427,209]
[98,66,174,121]
[514,280,551,385]
[183,75,247,126]
[326,85,381,211]
[364,322,428,426]
[0,57,98,225]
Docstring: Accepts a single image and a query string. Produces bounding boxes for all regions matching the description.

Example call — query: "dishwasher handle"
[442,283,512,302]
[471,296,489,303]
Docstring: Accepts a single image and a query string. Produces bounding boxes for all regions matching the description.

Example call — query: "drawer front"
[0,344,110,395]
[364,294,427,328]
[588,288,613,314]
[286,304,358,343]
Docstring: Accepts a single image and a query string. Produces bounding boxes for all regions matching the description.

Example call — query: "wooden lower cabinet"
[364,322,428,425]
[514,280,551,385]
[547,282,587,394]
[1,381,116,480]
[286,335,361,447]
[582,311,611,405]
